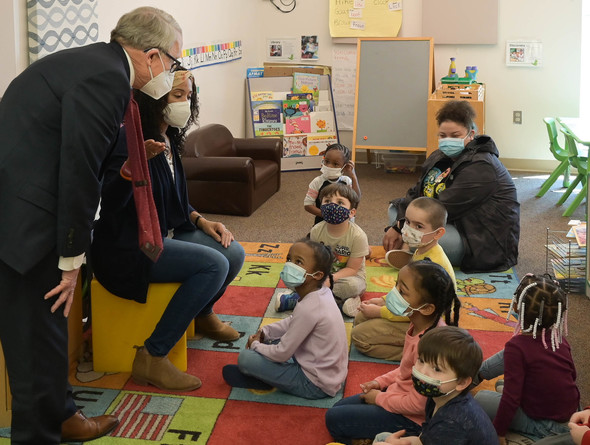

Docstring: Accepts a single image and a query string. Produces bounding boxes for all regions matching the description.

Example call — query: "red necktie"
[124,97,163,262]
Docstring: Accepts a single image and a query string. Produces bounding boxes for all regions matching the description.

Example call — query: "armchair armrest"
[234,138,282,164]
[182,156,254,182]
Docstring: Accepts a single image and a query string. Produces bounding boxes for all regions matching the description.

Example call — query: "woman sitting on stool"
[91,69,245,391]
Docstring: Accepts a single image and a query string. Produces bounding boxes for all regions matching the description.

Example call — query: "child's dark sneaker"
[275,291,300,312]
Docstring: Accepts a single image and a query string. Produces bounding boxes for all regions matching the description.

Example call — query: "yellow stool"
[91,279,194,373]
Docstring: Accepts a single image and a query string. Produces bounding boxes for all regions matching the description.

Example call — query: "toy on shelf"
[441,61,479,84]
[447,57,458,78]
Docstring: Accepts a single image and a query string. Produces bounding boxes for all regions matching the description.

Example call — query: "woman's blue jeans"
[144,229,245,357]
[237,348,329,399]
[325,394,422,444]
[388,204,464,266]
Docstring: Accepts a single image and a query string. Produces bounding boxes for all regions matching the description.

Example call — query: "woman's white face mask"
[163,101,191,129]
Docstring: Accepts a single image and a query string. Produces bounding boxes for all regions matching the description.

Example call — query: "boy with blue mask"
[304,143,361,226]
[351,197,455,361]
[373,327,497,445]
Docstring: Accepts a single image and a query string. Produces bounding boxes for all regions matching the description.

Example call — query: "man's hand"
[44,268,80,317]
[383,227,403,251]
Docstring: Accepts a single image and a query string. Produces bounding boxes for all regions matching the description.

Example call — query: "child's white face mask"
[320,165,342,180]
[401,224,436,248]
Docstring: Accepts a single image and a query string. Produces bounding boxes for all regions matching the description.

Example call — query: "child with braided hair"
[325,260,461,444]
[474,274,580,444]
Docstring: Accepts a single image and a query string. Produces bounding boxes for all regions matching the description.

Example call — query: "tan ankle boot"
[131,346,201,391]
[195,312,239,341]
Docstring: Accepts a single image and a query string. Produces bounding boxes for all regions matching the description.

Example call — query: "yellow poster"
[329,0,402,38]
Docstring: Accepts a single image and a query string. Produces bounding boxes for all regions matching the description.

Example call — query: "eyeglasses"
[163,51,186,73]
[144,48,186,73]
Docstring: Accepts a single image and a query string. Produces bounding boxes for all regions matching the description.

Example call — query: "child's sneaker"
[275,291,300,312]
[385,249,413,269]
[341,296,361,317]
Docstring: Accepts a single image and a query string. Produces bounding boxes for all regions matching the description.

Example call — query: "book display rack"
[546,227,586,294]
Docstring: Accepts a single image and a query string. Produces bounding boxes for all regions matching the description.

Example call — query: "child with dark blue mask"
[310,182,369,317]
[278,182,368,317]
[373,326,497,445]
[222,239,348,399]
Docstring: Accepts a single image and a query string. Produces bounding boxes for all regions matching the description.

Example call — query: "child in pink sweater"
[325,260,461,444]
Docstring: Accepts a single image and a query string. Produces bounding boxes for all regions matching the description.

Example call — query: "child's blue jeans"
[474,390,570,440]
[237,348,329,399]
[325,394,421,445]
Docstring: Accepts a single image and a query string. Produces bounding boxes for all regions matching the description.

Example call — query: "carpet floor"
[0,242,525,444]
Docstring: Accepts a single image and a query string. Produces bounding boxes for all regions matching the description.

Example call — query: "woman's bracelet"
[194,215,202,228]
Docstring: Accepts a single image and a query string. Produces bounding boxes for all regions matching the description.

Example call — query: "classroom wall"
[1,0,582,168]
[0,0,262,135]
[256,0,583,167]
[96,0,262,136]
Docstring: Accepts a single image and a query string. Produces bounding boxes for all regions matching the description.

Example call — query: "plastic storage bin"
[383,153,419,173]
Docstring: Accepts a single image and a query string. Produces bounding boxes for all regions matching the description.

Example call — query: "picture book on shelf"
[309,111,336,133]
[306,133,338,156]
[292,72,320,102]
[573,222,586,247]
[250,91,274,101]
[283,134,307,157]
[286,93,315,110]
[251,100,283,123]
[285,115,311,134]
[254,122,283,137]
[259,109,282,123]
[282,99,310,119]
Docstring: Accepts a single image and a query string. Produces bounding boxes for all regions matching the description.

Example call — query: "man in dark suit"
[0,7,183,444]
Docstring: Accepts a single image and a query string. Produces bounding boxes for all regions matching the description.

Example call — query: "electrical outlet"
[513,110,522,124]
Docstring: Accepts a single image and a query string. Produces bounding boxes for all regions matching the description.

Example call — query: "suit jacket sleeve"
[57,69,129,258]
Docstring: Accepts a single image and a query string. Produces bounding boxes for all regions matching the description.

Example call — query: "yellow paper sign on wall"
[329,0,402,38]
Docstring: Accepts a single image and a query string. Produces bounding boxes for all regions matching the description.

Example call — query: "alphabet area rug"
[0,243,521,444]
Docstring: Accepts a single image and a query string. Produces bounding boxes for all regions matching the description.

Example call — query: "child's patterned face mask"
[411,366,457,397]
[320,203,350,225]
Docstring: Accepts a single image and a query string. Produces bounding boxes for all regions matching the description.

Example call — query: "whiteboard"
[352,38,434,160]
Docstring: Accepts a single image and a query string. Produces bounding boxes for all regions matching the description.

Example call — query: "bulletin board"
[329,0,402,38]
[352,38,434,161]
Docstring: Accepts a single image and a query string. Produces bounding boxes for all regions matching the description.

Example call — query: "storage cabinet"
[426,83,485,157]
[245,75,339,171]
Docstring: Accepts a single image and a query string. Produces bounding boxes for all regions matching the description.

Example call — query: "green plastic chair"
[556,127,587,216]
[536,118,571,197]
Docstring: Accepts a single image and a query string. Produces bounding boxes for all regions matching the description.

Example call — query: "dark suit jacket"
[0,42,131,274]
[91,131,196,302]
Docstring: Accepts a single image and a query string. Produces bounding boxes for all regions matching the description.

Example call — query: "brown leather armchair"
[182,124,282,216]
